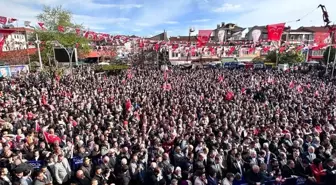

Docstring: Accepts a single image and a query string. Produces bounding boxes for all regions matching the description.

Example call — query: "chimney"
[217,24,220,29]
[221,22,225,27]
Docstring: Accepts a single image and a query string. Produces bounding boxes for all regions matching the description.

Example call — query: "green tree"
[252,56,265,63]
[30,5,90,65]
[265,51,277,63]
[323,46,336,64]
[279,50,305,64]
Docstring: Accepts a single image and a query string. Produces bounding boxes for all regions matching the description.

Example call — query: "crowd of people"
[0,66,335,185]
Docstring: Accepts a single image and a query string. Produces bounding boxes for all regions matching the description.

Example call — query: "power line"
[285,7,319,23]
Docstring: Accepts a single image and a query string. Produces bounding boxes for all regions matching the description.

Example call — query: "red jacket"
[311,164,326,183]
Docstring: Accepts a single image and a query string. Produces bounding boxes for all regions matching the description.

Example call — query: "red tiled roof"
[298,26,331,33]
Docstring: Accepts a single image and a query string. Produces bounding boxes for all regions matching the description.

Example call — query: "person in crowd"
[54,154,71,184]
[74,170,91,185]
[245,165,264,185]
[222,173,234,185]
[34,171,48,185]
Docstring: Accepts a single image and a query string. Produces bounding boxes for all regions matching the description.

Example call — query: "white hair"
[121,158,127,165]
[150,162,157,169]
[263,143,269,148]
[249,149,257,156]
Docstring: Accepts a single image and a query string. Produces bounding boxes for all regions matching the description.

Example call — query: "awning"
[87,51,99,58]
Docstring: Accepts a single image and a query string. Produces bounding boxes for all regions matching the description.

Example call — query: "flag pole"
[325,31,333,75]
[331,47,336,78]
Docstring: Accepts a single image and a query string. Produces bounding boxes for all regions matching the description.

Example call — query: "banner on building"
[10,65,29,75]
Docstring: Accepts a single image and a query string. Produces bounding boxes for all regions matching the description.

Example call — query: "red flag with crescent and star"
[267,23,285,41]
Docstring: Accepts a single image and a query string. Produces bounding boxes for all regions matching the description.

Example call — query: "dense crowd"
[0,66,335,185]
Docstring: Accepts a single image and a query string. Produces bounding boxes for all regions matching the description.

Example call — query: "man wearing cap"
[80,157,93,180]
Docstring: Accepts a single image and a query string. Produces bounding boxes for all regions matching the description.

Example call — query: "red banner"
[197,30,212,47]
[0,16,7,24]
[267,23,285,41]
[314,32,330,45]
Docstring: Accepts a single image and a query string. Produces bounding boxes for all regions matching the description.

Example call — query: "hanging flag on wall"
[267,23,285,41]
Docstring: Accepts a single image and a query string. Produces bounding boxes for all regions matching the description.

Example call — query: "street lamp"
[186,27,195,63]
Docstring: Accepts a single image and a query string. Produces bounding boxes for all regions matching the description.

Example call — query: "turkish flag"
[0,16,7,24]
[248,47,255,54]
[58,25,65,32]
[218,75,224,82]
[162,83,172,91]
[43,132,61,144]
[314,32,330,45]
[227,46,235,55]
[279,47,286,53]
[267,23,285,41]
[163,71,168,81]
[35,122,41,132]
[38,22,46,30]
[225,91,234,101]
[154,44,160,51]
[75,28,81,35]
[41,95,47,105]
[125,99,132,112]
[139,39,144,48]
[296,85,303,93]
[289,81,295,89]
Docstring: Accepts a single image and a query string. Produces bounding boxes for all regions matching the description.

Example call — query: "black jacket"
[245,170,264,185]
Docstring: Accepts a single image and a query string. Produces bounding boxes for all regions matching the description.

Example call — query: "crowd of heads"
[0,66,335,185]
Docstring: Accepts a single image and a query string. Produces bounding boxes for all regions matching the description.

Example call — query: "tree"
[37,5,77,31]
[323,46,336,64]
[279,50,305,64]
[265,51,277,63]
[252,56,265,63]
[30,5,90,65]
